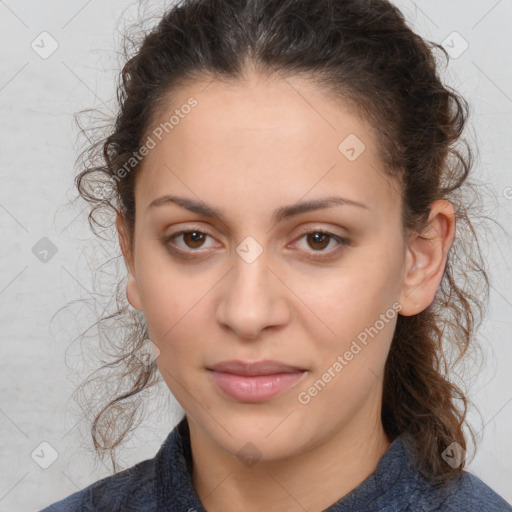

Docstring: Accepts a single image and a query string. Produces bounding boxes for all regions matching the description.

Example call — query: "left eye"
[295,230,348,253]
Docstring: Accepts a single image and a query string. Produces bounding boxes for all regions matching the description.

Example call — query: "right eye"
[161,229,218,254]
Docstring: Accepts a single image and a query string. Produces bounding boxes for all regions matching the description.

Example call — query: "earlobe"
[115,211,143,311]
[399,200,455,316]
[126,272,143,311]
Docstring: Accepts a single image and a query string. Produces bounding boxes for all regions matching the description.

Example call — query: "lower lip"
[208,370,307,403]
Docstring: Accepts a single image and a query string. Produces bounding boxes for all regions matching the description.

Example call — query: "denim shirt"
[39,417,511,512]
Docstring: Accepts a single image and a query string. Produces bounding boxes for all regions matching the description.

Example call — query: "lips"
[207,360,307,402]
[208,360,306,376]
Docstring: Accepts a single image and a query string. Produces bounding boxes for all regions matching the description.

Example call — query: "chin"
[200,406,314,462]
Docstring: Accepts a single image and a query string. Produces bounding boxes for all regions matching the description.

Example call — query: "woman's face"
[120,71,410,461]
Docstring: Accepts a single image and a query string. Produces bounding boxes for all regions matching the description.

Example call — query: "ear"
[398,200,456,316]
[115,210,143,310]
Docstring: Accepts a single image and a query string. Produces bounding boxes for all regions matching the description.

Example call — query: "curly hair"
[69,0,491,484]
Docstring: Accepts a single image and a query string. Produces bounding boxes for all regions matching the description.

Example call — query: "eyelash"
[159,226,350,260]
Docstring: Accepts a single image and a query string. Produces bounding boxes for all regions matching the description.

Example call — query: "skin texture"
[116,70,455,512]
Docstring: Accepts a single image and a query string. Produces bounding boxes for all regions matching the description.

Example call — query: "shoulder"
[436,471,511,512]
[382,434,511,512]
[413,469,512,512]
[37,457,157,512]
[38,416,201,512]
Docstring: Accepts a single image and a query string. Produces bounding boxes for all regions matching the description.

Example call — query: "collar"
[154,416,423,512]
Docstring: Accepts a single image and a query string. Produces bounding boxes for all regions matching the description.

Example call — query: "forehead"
[136,72,401,222]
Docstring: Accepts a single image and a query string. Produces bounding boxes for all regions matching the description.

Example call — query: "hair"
[68,0,493,484]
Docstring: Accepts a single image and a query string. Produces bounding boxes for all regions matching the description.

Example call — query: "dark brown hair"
[71,0,491,483]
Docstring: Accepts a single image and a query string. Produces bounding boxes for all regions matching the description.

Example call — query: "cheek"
[132,257,188,351]
[134,240,194,318]
[134,261,218,372]
[294,250,401,361]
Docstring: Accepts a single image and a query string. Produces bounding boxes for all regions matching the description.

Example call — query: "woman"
[40,0,511,510]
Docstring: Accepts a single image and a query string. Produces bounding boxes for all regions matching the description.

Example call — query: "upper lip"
[208,360,306,376]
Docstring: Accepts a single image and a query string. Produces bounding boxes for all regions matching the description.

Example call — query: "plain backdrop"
[1,0,511,510]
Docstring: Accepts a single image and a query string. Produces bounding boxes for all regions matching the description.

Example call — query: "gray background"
[1,0,511,510]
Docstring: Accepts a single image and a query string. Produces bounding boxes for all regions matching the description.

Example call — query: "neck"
[188,409,391,512]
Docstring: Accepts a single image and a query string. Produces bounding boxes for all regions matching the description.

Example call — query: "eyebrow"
[147,194,369,223]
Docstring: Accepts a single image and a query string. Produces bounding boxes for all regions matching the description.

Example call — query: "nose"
[216,248,290,340]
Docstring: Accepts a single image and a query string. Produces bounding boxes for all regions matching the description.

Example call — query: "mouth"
[208,359,307,376]
[207,360,308,403]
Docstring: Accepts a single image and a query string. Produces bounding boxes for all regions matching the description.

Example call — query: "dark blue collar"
[153,416,431,512]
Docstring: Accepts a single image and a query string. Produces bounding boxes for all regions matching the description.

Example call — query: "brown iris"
[307,232,330,251]
[183,231,206,249]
